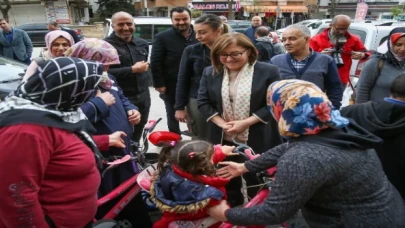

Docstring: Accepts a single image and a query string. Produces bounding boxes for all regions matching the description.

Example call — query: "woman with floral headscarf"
[356,27,405,103]
[210,79,405,227]
[0,58,126,228]
[40,30,75,59]
[64,39,152,227]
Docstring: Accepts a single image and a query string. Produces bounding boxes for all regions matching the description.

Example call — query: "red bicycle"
[92,118,182,228]
[136,137,293,228]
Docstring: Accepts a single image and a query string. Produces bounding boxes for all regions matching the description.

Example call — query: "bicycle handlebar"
[144,118,162,133]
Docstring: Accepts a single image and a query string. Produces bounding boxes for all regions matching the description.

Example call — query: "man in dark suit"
[0,18,33,64]
[47,21,81,43]
[151,6,197,135]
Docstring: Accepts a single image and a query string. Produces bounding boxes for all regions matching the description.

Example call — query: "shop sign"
[190,1,238,12]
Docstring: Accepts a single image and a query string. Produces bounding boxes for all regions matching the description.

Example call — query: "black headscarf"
[0,57,106,170]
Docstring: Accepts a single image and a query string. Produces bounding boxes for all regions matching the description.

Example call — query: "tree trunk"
[330,0,336,18]
[228,0,234,20]
[0,0,11,21]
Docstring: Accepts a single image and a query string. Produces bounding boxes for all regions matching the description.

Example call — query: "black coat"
[105,33,150,99]
[340,100,405,199]
[175,43,211,110]
[151,27,197,89]
[197,61,283,153]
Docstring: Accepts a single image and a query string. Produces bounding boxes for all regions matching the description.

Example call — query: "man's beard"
[330,32,342,46]
[175,25,190,32]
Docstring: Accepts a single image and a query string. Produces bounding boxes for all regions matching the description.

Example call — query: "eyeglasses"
[333,26,348,32]
[219,49,248,60]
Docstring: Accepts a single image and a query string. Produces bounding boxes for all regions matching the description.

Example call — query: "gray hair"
[286,24,311,38]
[331,15,351,25]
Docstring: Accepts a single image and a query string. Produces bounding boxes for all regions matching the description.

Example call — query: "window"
[153,25,171,37]
[348,29,366,44]
[379,35,389,46]
[135,24,153,43]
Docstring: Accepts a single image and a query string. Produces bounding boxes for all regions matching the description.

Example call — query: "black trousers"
[159,85,181,134]
[128,93,151,143]
[222,140,261,207]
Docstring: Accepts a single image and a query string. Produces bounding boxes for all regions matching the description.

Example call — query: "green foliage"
[391,6,403,17]
[191,9,202,18]
[97,0,136,18]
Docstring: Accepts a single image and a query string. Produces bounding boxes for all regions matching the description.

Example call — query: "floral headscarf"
[267,79,349,138]
[64,38,121,89]
[64,38,120,66]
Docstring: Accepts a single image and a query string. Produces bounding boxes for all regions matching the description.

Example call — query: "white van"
[276,19,332,39]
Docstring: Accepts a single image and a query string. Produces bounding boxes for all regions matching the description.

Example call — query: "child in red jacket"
[150,140,235,228]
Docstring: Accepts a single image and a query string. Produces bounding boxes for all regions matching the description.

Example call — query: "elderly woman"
[211,79,405,227]
[356,27,405,103]
[0,58,126,227]
[64,39,152,227]
[197,32,282,206]
[41,30,75,59]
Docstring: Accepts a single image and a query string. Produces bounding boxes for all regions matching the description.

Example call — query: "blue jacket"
[0,28,33,61]
[81,74,138,195]
[270,52,343,109]
[243,27,257,44]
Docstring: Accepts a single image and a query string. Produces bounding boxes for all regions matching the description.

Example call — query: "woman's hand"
[109,131,127,148]
[216,161,248,179]
[220,145,237,157]
[225,120,249,134]
[207,200,230,222]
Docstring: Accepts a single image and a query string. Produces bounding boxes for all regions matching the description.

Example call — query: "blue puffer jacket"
[81,74,138,195]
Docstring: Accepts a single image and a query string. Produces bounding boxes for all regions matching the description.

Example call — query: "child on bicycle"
[150,140,236,228]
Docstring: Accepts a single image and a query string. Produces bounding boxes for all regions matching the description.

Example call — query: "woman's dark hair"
[194,14,230,34]
[156,140,216,176]
[170,7,192,19]
[391,73,405,99]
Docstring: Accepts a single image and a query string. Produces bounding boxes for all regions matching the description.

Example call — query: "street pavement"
[145,87,190,153]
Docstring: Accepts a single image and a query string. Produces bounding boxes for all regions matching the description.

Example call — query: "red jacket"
[0,124,107,228]
[310,28,369,84]
[153,145,229,228]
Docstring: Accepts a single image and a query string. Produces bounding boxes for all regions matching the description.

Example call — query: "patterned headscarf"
[64,38,120,66]
[64,38,120,89]
[42,30,75,59]
[267,79,349,138]
[14,57,104,112]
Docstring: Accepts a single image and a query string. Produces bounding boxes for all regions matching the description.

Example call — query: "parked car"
[0,56,26,99]
[276,19,332,39]
[227,20,251,33]
[16,23,84,47]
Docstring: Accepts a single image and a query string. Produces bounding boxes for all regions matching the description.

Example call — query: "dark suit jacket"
[0,28,33,61]
[197,61,283,153]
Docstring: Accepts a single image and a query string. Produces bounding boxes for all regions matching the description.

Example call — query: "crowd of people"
[0,7,405,228]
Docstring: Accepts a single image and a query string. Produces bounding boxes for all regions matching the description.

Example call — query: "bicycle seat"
[137,163,158,192]
[168,217,219,228]
[149,131,181,147]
